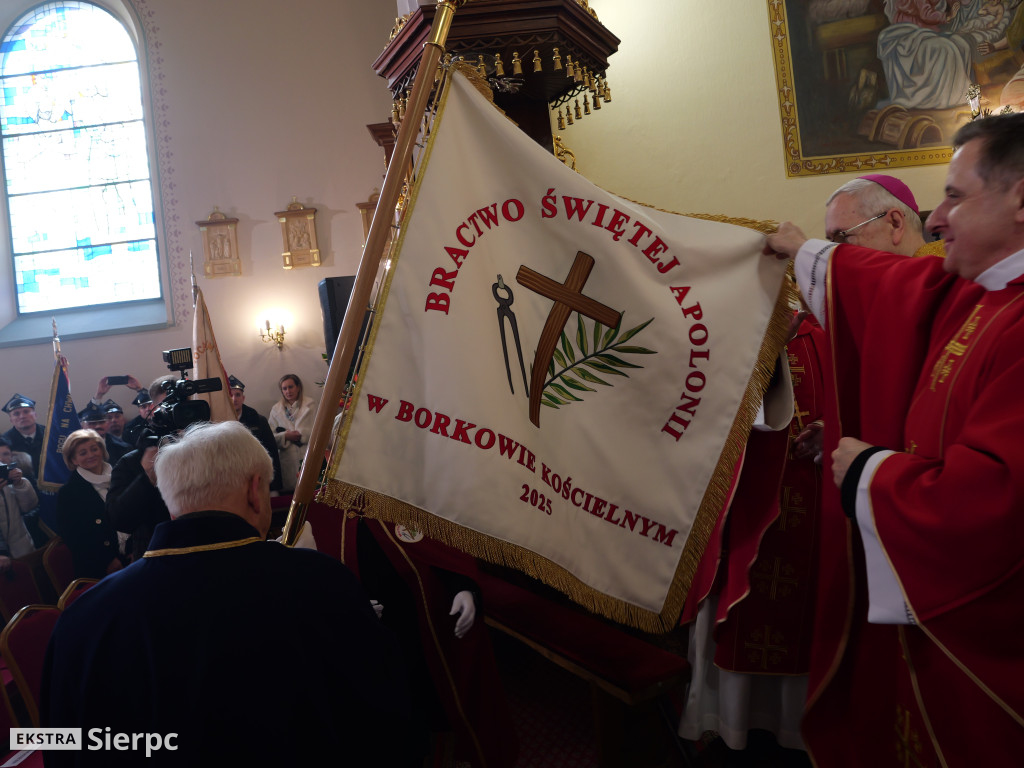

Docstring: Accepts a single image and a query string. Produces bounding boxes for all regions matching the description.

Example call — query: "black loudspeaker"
[318,277,371,384]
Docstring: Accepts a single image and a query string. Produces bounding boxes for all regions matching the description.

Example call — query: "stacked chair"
[0,578,100,765]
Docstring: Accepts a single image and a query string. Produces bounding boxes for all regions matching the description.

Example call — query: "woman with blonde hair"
[56,429,124,578]
[267,373,314,494]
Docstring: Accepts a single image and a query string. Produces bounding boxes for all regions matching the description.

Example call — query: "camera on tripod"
[144,348,223,441]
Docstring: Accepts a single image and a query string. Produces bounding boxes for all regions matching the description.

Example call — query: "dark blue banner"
[38,357,81,492]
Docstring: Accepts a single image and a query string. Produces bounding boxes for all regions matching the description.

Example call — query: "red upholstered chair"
[42,538,75,601]
[57,578,99,611]
[0,605,61,727]
[0,661,43,765]
[0,559,43,626]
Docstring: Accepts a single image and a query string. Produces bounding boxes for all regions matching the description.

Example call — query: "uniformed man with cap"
[101,400,126,440]
[122,389,153,449]
[2,393,43,477]
[78,404,131,467]
[228,376,282,493]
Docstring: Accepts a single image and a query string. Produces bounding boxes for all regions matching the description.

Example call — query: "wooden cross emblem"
[516,251,622,427]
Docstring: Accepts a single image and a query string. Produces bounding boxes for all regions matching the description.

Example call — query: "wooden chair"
[56,578,99,611]
[42,538,75,601]
[0,559,43,625]
[0,605,61,727]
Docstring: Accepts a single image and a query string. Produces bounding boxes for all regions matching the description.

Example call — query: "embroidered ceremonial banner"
[38,355,81,492]
[326,69,791,631]
[191,286,235,423]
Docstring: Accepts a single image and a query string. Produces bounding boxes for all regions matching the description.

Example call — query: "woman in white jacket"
[267,373,314,493]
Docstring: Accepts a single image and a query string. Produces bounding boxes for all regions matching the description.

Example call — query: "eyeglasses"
[828,211,887,243]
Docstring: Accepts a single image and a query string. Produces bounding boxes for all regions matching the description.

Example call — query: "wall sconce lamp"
[259,320,286,349]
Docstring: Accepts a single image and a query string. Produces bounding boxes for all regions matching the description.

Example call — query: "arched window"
[0,1,162,324]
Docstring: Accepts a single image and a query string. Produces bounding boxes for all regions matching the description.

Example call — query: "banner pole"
[282,0,467,546]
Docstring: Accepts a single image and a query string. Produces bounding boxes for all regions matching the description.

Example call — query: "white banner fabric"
[329,69,790,629]
[191,285,235,423]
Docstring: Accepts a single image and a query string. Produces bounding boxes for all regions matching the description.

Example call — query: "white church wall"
[0,0,397,423]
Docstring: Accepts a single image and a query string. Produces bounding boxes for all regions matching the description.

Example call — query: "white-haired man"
[43,420,416,766]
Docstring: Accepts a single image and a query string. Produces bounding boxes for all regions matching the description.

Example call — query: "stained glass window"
[0,1,160,315]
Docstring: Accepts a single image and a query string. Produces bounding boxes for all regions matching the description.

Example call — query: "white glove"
[370,599,383,619]
[449,590,476,639]
[274,521,318,550]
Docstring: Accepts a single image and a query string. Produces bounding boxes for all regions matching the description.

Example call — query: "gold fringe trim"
[451,60,500,108]
[319,261,791,634]
[914,240,946,259]
[323,66,795,632]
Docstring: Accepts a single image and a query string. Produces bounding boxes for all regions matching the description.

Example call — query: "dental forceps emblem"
[493,275,529,397]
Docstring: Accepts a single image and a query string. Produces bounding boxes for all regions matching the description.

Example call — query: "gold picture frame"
[275,198,321,269]
[767,1,1022,177]
[195,207,241,277]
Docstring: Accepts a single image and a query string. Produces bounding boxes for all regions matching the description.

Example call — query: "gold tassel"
[573,98,582,119]
[583,94,591,115]
[566,105,574,125]
[565,55,575,79]
[512,51,522,75]
[532,49,542,73]
[552,47,562,71]
[494,53,504,77]
[603,77,611,102]
[557,108,565,130]
[587,68,596,91]
[477,54,486,76]
[391,101,400,126]
[593,90,601,110]
[573,61,583,82]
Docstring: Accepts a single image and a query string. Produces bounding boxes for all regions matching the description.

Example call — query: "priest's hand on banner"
[765,221,809,259]
[450,591,476,639]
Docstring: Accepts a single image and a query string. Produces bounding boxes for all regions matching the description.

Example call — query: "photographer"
[106,375,176,561]
[107,354,227,561]
[0,437,38,566]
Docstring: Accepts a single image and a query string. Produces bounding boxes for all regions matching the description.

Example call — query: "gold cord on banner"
[282,0,465,546]
[318,51,796,631]
[322,126,796,632]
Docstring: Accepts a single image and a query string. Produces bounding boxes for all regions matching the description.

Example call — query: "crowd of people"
[5,368,497,765]
[0,370,314,579]
[3,110,1022,765]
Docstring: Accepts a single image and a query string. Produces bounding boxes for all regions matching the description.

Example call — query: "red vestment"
[803,246,1024,767]
[682,317,826,675]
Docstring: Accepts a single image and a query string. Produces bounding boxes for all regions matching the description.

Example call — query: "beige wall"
[0,0,955,430]
[565,0,951,234]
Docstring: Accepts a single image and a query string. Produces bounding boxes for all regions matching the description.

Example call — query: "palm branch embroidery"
[537,314,655,410]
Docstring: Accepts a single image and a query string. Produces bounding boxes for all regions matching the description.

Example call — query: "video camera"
[140,348,223,446]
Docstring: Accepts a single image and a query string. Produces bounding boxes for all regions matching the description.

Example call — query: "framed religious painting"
[275,198,321,269]
[196,208,241,277]
[768,0,1023,177]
